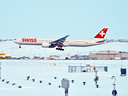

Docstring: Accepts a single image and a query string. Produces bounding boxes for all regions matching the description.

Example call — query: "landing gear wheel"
[19,45,21,48]
[61,49,64,51]
[56,48,64,51]
[56,48,59,50]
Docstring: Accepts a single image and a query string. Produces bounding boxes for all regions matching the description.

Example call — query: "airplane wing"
[50,35,69,48]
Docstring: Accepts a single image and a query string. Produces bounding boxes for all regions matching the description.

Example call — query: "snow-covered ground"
[0,41,128,96]
[0,60,128,96]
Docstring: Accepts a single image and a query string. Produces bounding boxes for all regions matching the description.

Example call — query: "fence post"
[0,61,1,79]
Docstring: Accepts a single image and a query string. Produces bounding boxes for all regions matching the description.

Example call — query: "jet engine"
[63,42,69,47]
[42,42,51,48]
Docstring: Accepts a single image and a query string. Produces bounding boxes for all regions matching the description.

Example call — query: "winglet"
[94,27,108,39]
[66,35,70,37]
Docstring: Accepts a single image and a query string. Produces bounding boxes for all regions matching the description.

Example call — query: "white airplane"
[13,27,108,51]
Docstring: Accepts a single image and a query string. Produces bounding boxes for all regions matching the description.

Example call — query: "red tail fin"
[94,27,108,39]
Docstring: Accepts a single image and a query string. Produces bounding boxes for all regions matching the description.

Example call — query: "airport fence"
[1,61,128,68]
[1,61,87,67]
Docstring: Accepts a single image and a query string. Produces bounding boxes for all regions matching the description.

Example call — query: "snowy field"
[0,41,128,96]
[0,60,128,96]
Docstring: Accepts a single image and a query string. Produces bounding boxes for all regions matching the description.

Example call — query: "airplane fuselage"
[14,37,107,47]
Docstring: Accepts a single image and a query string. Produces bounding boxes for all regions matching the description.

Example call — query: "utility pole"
[0,61,1,79]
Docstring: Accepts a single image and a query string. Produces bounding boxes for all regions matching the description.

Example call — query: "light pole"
[61,78,69,96]
[94,71,99,88]
[111,76,117,96]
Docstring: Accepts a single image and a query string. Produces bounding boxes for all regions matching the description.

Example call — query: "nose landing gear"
[19,44,21,48]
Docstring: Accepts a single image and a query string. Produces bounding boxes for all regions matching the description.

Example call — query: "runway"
[0,60,127,96]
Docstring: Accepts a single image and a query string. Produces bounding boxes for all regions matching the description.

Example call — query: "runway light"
[12,83,16,86]
[27,76,30,80]
[83,82,86,85]
[32,79,35,82]
[2,79,5,82]
[39,80,42,83]
[71,80,74,83]
[48,83,51,85]
[6,81,9,84]
[18,86,22,88]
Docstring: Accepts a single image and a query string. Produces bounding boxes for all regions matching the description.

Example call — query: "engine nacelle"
[63,42,69,47]
[42,42,51,48]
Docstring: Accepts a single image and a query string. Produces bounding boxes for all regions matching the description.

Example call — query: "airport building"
[0,53,11,59]
[89,50,128,60]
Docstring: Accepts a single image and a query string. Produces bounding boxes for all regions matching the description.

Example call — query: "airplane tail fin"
[94,27,108,40]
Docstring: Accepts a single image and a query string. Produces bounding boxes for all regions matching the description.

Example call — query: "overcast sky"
[0,0,128,39]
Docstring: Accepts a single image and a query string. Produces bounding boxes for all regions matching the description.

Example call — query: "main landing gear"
[56,48,64,51]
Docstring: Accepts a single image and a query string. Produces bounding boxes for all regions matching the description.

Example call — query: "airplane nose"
[13,39,17,43]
